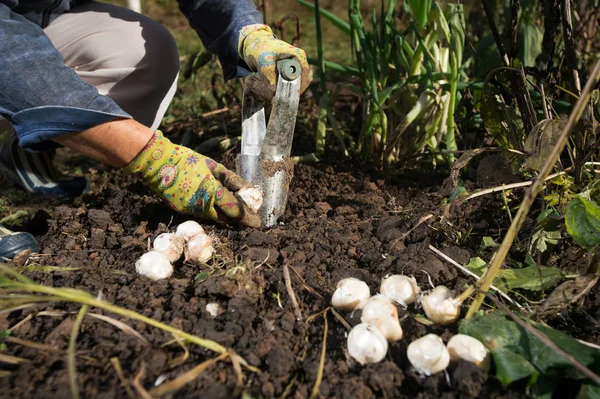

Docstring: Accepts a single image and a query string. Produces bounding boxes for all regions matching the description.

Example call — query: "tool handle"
[277,59,301,81]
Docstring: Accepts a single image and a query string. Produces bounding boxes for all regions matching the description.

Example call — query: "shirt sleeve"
[0,3,130,152]
[176,0,264,81]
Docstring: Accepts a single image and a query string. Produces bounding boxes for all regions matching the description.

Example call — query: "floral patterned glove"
[124,131,260,227]
[238,24,310,98]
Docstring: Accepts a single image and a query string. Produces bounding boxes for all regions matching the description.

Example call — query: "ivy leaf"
[459,311,600,389]
[566,190,600,250]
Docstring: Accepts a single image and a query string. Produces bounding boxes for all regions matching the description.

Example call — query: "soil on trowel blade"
[0,145,594,398]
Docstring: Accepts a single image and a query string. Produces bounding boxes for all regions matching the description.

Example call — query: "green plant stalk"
[68,304,88,399]
[314,0,327,95]
[296,0,351,34]
[466,59,600,318]
[445,53,458,163]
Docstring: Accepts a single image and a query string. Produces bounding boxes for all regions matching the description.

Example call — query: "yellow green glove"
[238,24,310,98]
[125,131,260,228]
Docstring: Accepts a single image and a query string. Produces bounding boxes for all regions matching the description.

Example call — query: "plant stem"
[466,59,600,318]
[68,304,88,399]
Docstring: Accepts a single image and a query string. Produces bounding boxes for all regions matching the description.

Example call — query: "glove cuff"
[238,24,273,59]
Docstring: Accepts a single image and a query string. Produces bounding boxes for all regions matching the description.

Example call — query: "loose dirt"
[0,119,597,398]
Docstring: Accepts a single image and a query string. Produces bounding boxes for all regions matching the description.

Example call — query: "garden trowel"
[238,59,301,227]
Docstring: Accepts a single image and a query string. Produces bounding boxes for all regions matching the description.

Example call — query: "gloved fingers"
[205,157,253,192]
[213,182,261,228]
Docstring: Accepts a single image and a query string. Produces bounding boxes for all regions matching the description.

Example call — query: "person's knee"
[136,20,180,89]
[111,17,180,91]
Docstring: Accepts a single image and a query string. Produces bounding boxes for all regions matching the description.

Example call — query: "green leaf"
[495,265,562,291]
[409,0,432,31]
[296,0,351,35]
[459,311,600,388]
[518,22,543,67]
[464,258,562,292]
[466,257,487,273]
[579,383,600,399]
[566,191,600,249]
[480,236,499,250]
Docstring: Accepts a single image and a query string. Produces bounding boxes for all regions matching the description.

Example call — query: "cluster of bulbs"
[332,276,490,375]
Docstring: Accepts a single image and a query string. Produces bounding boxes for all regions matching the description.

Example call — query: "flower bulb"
[331,277,370,312]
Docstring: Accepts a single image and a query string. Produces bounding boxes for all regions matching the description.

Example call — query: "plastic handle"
[277,59,301,81]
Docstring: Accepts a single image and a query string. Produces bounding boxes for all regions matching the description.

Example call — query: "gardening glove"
[125,131,261,228]
[238,24,310,100]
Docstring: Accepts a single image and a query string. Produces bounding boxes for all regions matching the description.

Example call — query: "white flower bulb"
[331,277,370,312]
[175,221,205,241]
[184,233,214,264]
[421,285,461,325]
[407,334,450,375]
[237,187,263,212]
[347,323,388,365]
[380,275,421,306]
[447,334,491,370]
[135,251,173,281]
[360,295,403,342]
[153,233,185,263]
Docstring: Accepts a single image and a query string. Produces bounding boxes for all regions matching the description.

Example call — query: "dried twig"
[309,310,328,399]
[428,245,524,310]
[132,362,152,399]
[480,290,600,385]
[398,214,434,241]
[87,313,149,345]
[0,353,29,365]
[283,263,303,321]
[289,265,325,300]
[68,305,88,399]
[149,353,229,397]
[5,336,62,353]
[110,357,135,399]
[466,59,600,317]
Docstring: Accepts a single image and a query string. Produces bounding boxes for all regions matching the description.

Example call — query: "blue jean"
[0,0,262,152]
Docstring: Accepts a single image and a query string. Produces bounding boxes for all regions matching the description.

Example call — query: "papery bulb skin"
[184,233,214,264]
[407,334,450,376]
[360,294,403,342]
[380,275,420,306]
[331,278,371,312]
[153,233,185,263]
[347,323,388,365]
[135,251,173,281]
[175,221,205,241]
[237,187,263,211]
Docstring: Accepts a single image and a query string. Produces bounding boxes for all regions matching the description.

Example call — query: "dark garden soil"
[0,106,598,398]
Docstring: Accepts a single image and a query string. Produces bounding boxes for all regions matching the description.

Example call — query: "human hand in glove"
[125,131,260,227]
[238,24,310,99]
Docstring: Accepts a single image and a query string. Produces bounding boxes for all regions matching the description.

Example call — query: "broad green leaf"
[566,191,600,249]
[459,311,600,388]
[518,22,543,67]
[495,265,562,291]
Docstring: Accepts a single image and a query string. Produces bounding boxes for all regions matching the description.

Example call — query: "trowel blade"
[239,83,267,183]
